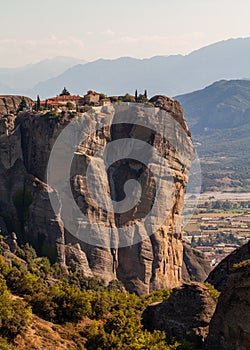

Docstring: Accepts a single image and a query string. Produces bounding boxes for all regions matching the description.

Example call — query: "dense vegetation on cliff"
[0,244,195,350]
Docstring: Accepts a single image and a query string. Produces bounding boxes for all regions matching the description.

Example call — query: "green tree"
[60,87,71,96]
[0,275,31,340]
[16,243,37,266]
[66,101,75,109]
[204,282,220,302]
[99,93,107,100]
[36,95,41,111]
[135,89,138,102]
[17,97,27,113]
[123,93,135,102]
[137,93,148,103]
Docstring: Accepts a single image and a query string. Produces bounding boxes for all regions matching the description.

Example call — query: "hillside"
[1,237,249,349]
[176,79,250,132]
[176,80,250,192]
[0,246,186,350]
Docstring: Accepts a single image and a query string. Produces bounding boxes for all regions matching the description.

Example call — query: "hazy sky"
[0,0,250,67]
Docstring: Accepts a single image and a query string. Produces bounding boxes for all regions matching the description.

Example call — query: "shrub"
[29,257,51,278]
[0,257,11,277]
[204,282,220,302]
[0,275,31,340]
[123,93,135,102]
[16,243,37,265]
[142,289,172,306]
[233,259,250,272]
[43,110,61,120]
[1,299,32,340]
[107,279,124,292]
[0,336,16,349]
[66,101,75,109]
[68,270,106,292]
[99,93,107,100]
[51,284,92,323]
[6,267,38,295]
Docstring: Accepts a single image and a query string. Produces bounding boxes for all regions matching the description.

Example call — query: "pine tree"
[144,90,148,99]
[37,95,41,111]
[60,87,71,96]
[17,97,27,113]
[135,89,138,102]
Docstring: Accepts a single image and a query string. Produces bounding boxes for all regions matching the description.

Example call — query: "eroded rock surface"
[204,264,250,350]
[0,95,33,135]
[142,282,216,347]
[206,240,250,291]
[182,243,212,282]
[0,97,195,295]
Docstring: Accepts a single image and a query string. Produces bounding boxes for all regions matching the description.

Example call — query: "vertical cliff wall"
[0,97,195,295]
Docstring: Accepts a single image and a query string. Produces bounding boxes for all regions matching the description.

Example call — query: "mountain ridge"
[176,79,250,191]
[0,56,86,92]
[1,37,250,99]
[27,37,250,99]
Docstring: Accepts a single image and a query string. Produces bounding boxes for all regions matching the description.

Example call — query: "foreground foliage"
[0,272,31,342]
[0,251,195,349]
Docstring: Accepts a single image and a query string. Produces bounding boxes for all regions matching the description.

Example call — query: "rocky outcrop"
[142,282,216,347]
[182,243,212,282]
[0,96,33,136]
[0,96,32,116]
[64,243,93,277]
[206,240,250,291]
[204,262,250,350]
[0,111,66,263]
[0,96,195,295]
[149,95,191,137]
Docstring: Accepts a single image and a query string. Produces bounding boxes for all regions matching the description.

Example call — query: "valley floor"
[183,191,250,266]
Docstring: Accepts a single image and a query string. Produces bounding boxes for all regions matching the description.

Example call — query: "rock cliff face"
[204,263,250,350]
[0,96,195,295]
[0,96,33,134]
[182,243,212,282]
[142,282,216,347]
[206,240,250,291]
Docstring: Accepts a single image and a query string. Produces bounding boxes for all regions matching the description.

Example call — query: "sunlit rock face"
[0,96,195,296]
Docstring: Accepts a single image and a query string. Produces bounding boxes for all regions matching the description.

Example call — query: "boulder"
[142,282,216,347]
[204,262,250,350]
[182,243,212,282]
[206,240,250,291]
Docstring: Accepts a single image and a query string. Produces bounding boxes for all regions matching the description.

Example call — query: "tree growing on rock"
[17,97,27,112]
[135,89,138,102]
[60,87,71,96]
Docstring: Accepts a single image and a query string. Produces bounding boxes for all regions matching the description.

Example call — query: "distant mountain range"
[0,37,250,99]
[0,56,86,92]
[177,79,250,192]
